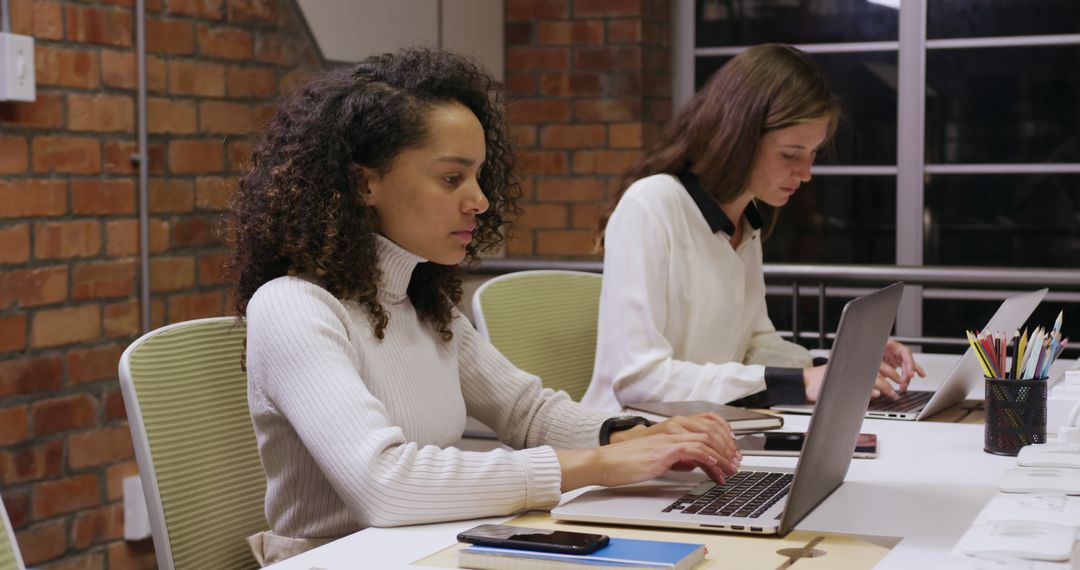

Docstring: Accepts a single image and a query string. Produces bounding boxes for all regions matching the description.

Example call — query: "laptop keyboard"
[868,390,933,412]
[662,471,793,519]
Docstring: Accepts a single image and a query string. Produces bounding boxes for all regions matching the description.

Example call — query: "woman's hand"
[556,413,741,491]
[803,340,926,402]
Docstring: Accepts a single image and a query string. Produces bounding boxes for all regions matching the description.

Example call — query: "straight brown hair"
[597,44,840,245]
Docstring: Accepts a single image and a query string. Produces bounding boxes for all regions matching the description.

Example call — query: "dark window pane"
[926,47,1080,164]
[696,52,897,165]
[764,175,896,264]
[695,0,898,46]
[929,0,1080,39]
[923,297,1079,359]
[924,174,1080,267]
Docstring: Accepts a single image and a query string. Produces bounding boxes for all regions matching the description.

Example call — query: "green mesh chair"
[118,317,266,570]
[472,270,603,401]
[0,494,25,570]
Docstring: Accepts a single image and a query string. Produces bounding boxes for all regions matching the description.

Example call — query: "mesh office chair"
[0,494,25,570]
[119,317,266,570]
[472,270,603,401]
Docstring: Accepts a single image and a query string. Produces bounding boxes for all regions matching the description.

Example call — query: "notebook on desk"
[552,282,904,536]
[772,288,1047,421]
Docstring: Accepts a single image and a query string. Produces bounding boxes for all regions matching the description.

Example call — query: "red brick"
[574,0,642,17]
[506,230,534,255]
[506,0,568,20]
[73,259,138,299]
[0,136,28,173]
[34,220,102,259]
[71,503,124,549]
[199,101,253,134]
[102,49,167,91]
[541,124,606,149]
[105,461,139,501]
[167,0,223,19]
[254,103,276,128]
[66,4,133,46]
[278,69,313,94]
[505,73,537,96]
[575,47,642,71]
[0,406,29,446]
[26,0,64,40]
[15,519,66,565]
[147,97,197,134]
[68,343,126,384]
[104,140,165,174]
[2,490,29,529]
[517,203,568,229]
[198,252,228,285]
[0,356,64,397]
[506,21,533,45]
[254,32,292,65]
[197,24,252,59]
[572,149,642,174]
[0,179,67,218]
[104,388,127,421]
[68,93,135,132]
[609,122,643,148]
[31,305,100,348]
[149,178,195,212]
[538,73,604,98]
[0,223,30,263]
[646,98,671,123]
[226,66,277,98]
[72,178,136,215]
[507,47,570,72]
[0,266,68,308]
[195,176,236,210]
[508,99,572,124]
[574,98,642,121]
[7,0,31,33]
[170,216,219,248]
[227,138,252,172]
[168,60,226,97]
[104,218,169,257]
[107,540,157,570]
[168,139,225,173]
[537,177,607,202]
[519,151,569,176]
[31,394,97,436]
[228,0,277,24]
[509,124,537,148]
[32,136,102,174]
[150,256,196,292]
[39,551,105,570]
[168,291,224,322]
[32,474,100,519]
[69,426,134,469]
[537,20,604,45]
[35,46,100,88]
[103,299,140,338]
[0,440,63,485]
[536,230,597,256]
[146,17,195,54]
[0,313,27,352]
[0,93,65,128]
[608,19,642,43]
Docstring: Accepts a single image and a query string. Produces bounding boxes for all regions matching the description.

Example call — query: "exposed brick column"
[0,1,320,568]
[504,0,672,257]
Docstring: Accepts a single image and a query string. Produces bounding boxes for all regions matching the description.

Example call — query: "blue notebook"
[458,536,706,569]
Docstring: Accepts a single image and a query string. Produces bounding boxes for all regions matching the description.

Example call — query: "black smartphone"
[737,432,878,459]
[457,524,609,555]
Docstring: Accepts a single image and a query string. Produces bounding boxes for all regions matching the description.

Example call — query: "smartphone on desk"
[738,432,878,459]
[457,524,609,555]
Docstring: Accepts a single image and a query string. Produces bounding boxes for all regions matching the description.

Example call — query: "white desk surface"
[266,354,1077,570]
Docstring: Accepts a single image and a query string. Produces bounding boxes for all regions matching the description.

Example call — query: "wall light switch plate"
[0,33,36,102]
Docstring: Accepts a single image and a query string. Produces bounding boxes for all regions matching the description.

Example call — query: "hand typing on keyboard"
[803,339,926,402]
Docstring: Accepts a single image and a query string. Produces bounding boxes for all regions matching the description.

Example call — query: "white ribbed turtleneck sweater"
[245,235,609,542]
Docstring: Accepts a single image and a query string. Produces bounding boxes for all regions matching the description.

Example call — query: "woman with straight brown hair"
[581,44,924,412]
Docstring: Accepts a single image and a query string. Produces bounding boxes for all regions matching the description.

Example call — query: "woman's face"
[361,101,490,265]
[745,118,829,207]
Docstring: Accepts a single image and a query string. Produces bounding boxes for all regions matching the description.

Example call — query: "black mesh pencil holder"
[984,378,1048,456]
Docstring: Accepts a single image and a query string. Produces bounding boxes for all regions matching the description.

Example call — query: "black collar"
[675,170,763,235]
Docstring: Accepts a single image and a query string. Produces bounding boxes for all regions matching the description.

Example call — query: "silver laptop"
[552,283,904,536]
[773,288,1047,421]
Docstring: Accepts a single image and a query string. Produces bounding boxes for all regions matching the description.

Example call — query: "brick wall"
[504,0,672,257]
[0,1,320,568]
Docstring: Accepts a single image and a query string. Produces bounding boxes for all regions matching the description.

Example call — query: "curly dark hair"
[226,48,521,341]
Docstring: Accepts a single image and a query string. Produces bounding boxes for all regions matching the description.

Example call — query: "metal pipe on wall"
[135,0,150,332]
[2,0,12,32]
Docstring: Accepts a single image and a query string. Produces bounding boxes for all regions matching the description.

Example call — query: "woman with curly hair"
[228,48,741,565]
